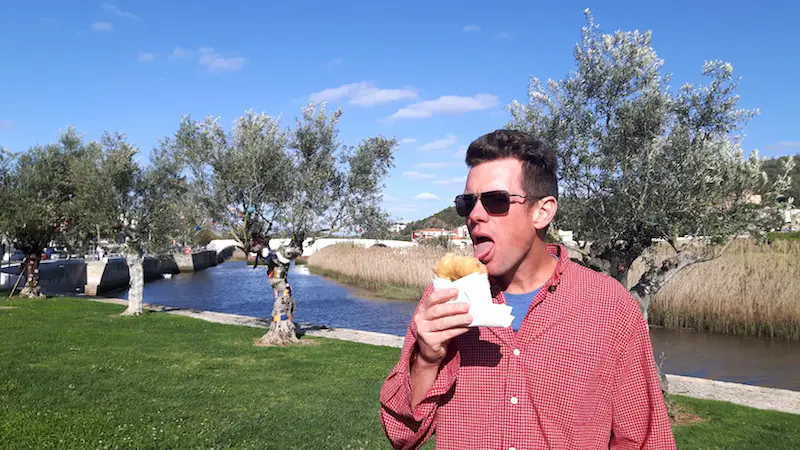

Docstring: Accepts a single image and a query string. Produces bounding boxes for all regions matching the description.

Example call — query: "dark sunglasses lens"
[455,195,475,217]
[482,192,511,214]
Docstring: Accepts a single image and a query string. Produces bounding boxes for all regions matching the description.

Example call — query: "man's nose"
[468,197,489,223]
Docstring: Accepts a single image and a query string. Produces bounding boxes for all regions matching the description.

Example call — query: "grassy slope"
[2,298,799,449]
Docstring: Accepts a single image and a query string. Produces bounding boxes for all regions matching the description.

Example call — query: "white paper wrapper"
[432,272,514,328]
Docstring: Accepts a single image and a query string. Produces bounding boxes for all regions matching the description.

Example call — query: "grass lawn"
[1,298,799,449]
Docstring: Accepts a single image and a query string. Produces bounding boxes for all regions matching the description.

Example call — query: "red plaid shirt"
[379,244,676,449]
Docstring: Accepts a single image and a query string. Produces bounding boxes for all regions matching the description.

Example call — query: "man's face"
[464,158,537,278]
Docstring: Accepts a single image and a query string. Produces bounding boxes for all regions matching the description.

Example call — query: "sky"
[1,0,799,223]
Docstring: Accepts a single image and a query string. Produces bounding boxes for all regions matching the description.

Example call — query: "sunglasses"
[454,190,536,217]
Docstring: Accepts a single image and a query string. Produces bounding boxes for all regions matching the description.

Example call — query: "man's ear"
[531,196,557,232]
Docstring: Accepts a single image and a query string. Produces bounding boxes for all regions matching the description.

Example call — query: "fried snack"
[433,253,488,281]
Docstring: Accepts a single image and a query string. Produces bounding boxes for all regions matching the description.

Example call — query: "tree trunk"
[258,274,299,346]
[629,251,700,323]
[629,251,702,393]
[18,252,45,298]
[121,253,145,316]
[257,246,301,346]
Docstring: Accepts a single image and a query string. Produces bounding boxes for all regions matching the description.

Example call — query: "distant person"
[379,130,675,449]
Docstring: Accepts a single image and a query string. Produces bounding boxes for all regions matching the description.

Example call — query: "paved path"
[86,297,800,416]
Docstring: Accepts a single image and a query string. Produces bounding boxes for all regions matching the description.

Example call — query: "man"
[379,130,675,449]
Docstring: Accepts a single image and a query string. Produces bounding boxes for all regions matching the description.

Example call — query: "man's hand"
[414,287,473,365]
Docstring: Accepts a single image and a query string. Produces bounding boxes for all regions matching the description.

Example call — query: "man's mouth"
[473,235,495,262]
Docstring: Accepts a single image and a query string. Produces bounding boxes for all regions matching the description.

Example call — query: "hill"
[393,206,463,240]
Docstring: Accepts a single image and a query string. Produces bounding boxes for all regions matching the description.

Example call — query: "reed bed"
[308,240,800,339]
[638,239,800,340]
[306,243,470,300]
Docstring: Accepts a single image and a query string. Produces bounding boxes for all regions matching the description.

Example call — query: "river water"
[13,259,800,391]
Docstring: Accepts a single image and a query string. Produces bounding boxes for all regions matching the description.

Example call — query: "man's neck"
[496,241,558,294]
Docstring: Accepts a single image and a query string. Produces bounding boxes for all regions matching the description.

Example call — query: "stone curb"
[85,297,800,416]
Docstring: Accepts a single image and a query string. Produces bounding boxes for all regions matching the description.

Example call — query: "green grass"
[768,231,800,241]
[1,298,799,449]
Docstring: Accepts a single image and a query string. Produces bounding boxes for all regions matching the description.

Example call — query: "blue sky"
[1,0,798,222]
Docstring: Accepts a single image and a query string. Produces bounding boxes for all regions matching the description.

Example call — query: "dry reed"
[306,243,469,299]
[307,240,800,339]
[636,239,800,340]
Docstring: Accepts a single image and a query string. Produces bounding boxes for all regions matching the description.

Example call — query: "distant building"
[412,225,472,246]
[388,222,408,233]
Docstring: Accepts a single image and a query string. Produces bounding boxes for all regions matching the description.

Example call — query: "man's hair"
[465,129,558,199]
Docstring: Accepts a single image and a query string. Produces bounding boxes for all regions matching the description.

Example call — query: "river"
[8,260,799,391]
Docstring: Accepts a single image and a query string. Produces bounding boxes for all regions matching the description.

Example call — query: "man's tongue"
[473,240,495,261]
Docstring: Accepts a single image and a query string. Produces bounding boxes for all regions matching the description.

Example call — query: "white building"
[388,222,408,233]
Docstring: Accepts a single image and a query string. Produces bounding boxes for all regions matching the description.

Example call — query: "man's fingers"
[425,288,459,307]
[422,326,471,343]
[425,302,470,321]
[426,313,473,332]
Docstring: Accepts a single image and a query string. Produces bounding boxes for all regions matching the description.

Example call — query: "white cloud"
[415,192,439,201]
[417,134,457,151]
[137,52,155,62]
[199,51,247,72]
[414,161,463,169]
[453,145,468,159]
[403,171,436,180]
[328,57,344,66]
[0,120,14,130]
[169,47,187,59]
[493,32,511,39]
[463,25,480,32]
[91,21,113,31]
[433,176,467,185]
[400,138,417,145]
[381,193,399,202]
[169,47,246,72]
[102,2,139,20]
[390,94,498,120]
[309,82,418,107]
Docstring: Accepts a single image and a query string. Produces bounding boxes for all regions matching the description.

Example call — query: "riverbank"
[307,240,800,339]
[306,264,423,301]
[2,297,799,449]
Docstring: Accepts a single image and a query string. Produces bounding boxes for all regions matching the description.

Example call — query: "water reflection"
[111,261,419,336]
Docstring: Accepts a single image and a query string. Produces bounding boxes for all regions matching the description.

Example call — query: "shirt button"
[513,348,520,356]
[510,448,516,450]
[510,396,518,405]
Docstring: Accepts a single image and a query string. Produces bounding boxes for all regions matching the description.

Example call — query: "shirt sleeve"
[378,284,461,450]
[610,293,677,450]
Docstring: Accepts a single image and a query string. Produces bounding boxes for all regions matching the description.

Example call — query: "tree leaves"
[172,101,398,253]
[508,9,795,285]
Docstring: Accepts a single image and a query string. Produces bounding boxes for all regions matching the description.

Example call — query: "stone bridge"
[206,238,416,258]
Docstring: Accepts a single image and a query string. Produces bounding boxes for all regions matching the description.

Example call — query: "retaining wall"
[2,251,219,296]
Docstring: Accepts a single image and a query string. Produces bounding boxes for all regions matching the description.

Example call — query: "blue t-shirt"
[503,287,542,331]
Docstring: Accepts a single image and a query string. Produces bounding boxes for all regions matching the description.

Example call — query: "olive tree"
[90,132,187,316]
[2,129,94,297]
[508,10,793,388]
[174,102,397,345]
